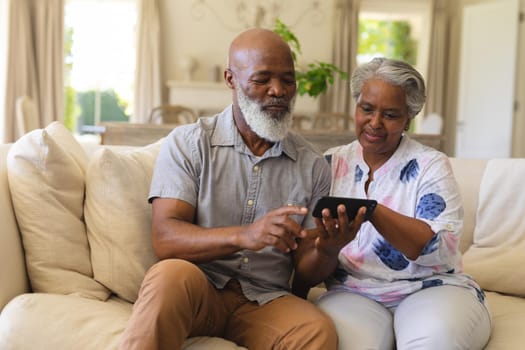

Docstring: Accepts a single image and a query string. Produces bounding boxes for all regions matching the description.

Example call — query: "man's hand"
[313,204,366,257]
[240,206,308,253]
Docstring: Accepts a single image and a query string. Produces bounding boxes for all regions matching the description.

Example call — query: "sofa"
[1,122,525,349]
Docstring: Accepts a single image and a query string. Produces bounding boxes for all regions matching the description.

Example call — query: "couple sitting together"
[119,28,492,350]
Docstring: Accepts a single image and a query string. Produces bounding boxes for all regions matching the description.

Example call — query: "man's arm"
[151,198,310,262]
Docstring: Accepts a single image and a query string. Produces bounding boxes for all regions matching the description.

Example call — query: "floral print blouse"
[323,136,486,308]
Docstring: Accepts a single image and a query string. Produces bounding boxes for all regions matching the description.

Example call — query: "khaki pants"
[119,259,337,350]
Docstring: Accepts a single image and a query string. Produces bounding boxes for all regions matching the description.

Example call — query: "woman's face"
[354,78,411,163]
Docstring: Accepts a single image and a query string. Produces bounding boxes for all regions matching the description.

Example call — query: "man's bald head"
[227,28,294,73]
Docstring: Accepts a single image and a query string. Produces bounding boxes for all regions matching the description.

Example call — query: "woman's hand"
[314,204,367,257]
[292,204,367,293]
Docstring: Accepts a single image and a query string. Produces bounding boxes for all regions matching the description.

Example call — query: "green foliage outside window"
[64,27,76,131]
[358,20,417,65]
[76,89,129,127]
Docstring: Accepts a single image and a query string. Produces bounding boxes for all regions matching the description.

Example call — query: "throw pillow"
[84,140,162,303]
[6,121,109,300]
[462,158,525,297]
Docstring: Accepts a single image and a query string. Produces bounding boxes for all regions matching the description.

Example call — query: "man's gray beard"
[236,85,295,142]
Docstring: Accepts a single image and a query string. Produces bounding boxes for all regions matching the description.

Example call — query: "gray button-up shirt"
[149,105,331,304]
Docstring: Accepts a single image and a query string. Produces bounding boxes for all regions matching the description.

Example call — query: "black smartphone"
[312,196,377,221]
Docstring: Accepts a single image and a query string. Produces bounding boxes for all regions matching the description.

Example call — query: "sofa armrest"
[0,144,29,311]
[449,158,487,254]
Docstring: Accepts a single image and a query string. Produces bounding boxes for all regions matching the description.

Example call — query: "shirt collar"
[210,104,297,161]
[355,134,410,177]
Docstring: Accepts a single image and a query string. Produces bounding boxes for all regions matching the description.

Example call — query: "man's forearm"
[294,239,340,289]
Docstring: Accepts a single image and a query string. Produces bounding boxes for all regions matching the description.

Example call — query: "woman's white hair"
[350,57,426,119]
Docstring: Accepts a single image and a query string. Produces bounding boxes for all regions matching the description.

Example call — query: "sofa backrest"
[449,158,487,253]
[0,129,492,310]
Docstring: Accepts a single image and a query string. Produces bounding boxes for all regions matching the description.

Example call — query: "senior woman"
[295,57,492,350]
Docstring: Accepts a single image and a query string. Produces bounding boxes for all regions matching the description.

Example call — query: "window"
[64,0,137,133]
[357,0,432,126]
[357,0,432,82]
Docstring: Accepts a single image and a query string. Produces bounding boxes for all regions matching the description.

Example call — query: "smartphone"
[312,196,377,221]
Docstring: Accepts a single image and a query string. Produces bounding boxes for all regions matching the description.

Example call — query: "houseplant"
[273,19,348,98]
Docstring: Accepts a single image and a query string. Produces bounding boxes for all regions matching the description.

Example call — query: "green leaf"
[273,18,301,60]
[273,19,348,98]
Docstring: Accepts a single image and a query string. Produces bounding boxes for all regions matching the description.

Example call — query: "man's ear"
[225,69,235,90]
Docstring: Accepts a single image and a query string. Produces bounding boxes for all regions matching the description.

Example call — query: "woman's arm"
[369,204,434,260]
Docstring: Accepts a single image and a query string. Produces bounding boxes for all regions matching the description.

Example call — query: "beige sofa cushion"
[85,141,161,302]
[0,294,131,349]
[0,294,247,350]
[449,158,487,253]
[483,292,525,350]
[463,159,525,297]
[6,122,109,300]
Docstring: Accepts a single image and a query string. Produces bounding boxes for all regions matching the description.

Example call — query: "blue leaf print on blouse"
[324,154,332,165]
[416,193,446,220]
[422,279,443,289]
[420,234,439,255]
[475,287,486,303]
[400,159,419,183]
[355,165,363,182]
[373,239,409,270]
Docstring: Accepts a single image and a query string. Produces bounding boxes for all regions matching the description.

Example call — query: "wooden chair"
[15,95,40,136]
[148,105,198,125]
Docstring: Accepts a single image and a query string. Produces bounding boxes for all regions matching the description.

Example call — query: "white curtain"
[425,0,448,119]
[0,0,7,140]
[321,0,360,117]
[3,0,64,142]
[33,0,64,129]
[133,0,162,123]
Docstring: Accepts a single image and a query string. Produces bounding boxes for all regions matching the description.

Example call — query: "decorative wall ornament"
[190,0,324,30]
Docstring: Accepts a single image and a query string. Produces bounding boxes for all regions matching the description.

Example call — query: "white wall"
[158,0,335,115]
[444,0,525,156]
[159,0,335,83]
[158,0,525,156]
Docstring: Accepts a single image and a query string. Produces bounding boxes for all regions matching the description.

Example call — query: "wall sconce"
[191,0,324,31]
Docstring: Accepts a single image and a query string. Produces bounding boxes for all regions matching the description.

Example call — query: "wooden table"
[99,122,178,146]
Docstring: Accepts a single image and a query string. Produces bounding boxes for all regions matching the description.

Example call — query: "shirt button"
[253,165,259,172]
[247,199,254,206]
[446,223,454,231]
[243,257,249,263]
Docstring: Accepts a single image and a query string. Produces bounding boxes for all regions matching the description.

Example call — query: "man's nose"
[268,79,287,97]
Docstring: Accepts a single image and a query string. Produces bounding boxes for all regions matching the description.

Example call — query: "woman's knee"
[317,292,394,350]
[395,286,491,350]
